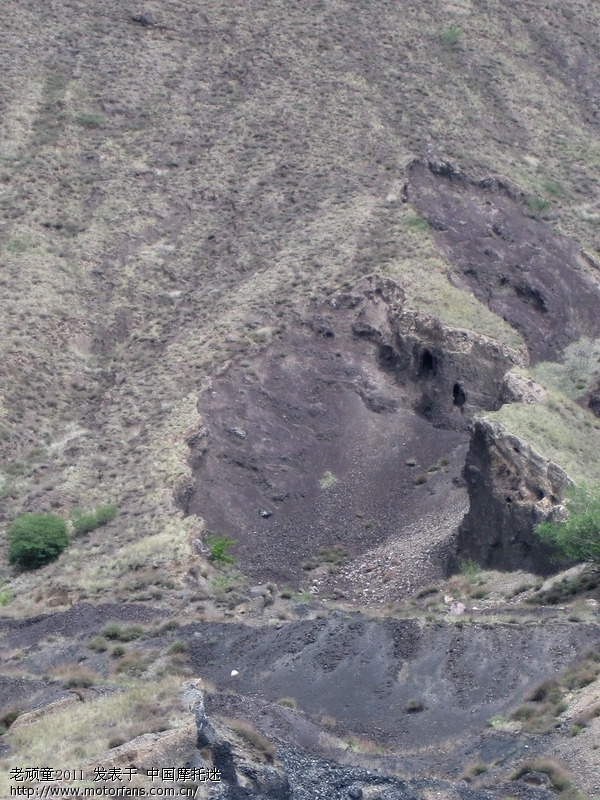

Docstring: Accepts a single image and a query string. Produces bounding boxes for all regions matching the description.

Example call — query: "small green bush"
[71,504,117,535]
[441,24,461,48]
[405,214,430,232]
[7,513,68,569]
[319,471,338,490]
[526,196,551,214]
[459,559,481,580]
[75,113,105,128]
[206,535,236,564]
[103,623,144,642]
[88,636,108,653]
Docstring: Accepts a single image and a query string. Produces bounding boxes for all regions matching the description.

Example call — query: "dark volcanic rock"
[450,419,571,575]
[186,276,521,588]
[408,161,600,363]
[187,616,600,750]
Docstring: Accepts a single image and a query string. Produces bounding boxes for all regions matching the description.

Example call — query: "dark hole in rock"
[420,349,436,376]
[453,382,466,407]
[379,343,397,366]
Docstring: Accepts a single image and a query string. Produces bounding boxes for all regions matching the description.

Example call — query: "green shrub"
[112,645,126,658]
[75,113,105,128]
[405,214,429,232]
[7,513,68,568]
[459,559,481,580]
[526,196,551,214]
[319,471,338,489]
[0,589,10,606]
[206,535,236,563]
[88,636,108,653]
[71,504,117,535]
[441,24,461,48]
[535,484,600,565]
[103,623,144,642]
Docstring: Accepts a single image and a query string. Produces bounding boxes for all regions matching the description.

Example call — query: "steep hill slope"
[1,1,600,797]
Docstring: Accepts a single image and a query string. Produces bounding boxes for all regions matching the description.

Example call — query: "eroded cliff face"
[450,418,571,575]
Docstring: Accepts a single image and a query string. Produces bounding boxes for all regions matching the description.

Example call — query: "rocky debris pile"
[326,492,467,605]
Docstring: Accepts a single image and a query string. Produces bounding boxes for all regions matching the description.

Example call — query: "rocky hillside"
[1,0,600,798]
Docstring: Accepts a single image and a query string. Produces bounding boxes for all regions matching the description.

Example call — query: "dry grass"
[0,677,187,795]
[487,389,600,484]
[52,664,102,689]
[511,758,572,792]
[225,718,276,763]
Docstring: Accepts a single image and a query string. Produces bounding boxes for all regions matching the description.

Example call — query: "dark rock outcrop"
[450,418,571,575]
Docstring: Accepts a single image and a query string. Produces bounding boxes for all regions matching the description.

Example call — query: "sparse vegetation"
[319,471,338,490]
[461,762,488,781]
[74,112,105,128]
[88,636,108,653]
[441,24,461,48]
[404,214,430,232]
[71,504,118,535]
[509,650,600,732]
[2,0,600,791]
[530,571,599,605]
[6,513,68,569]
[511,759,571,793]
[59,666,98,689]
[459,559,481,580]
[276,697,297,709]
[226,719,276,763]
[103,624,145,642]
[416,585,439,599]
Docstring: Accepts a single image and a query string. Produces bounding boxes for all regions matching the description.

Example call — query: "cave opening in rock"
[420,349,436,376]
[453,382,466,407]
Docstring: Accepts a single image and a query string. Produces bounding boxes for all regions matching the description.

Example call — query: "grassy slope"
[1,0,600,611]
